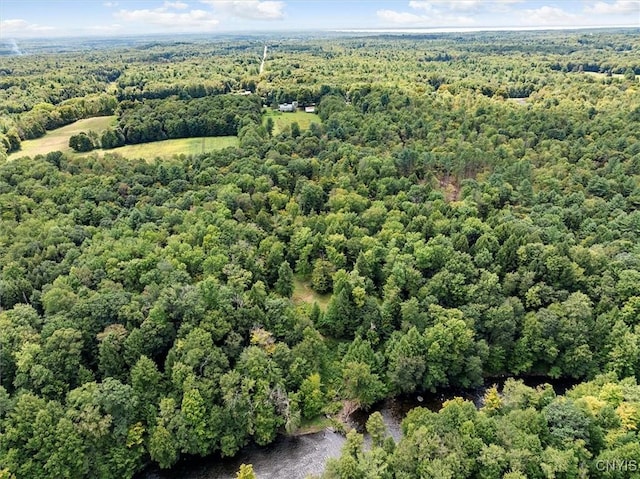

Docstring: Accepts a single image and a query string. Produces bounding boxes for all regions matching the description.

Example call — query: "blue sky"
[0,1,638,38]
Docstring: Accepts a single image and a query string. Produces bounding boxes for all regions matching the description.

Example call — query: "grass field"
[292,277,331,311]
[10,110,318,161]
[9,116,116,159]
[264,109,320,135]
[8,116,238,161]
[103,136,238,160]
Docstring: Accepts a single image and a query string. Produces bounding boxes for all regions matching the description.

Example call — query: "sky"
[0,0,638,38]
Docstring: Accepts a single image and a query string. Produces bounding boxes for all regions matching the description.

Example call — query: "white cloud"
[115,8,219,29]
[377,1,478,26]
[104,1,118,7]
[377,8,475,26]
[409,0,523,11]
[522,5,579,25]
[584,0,639,14]
[409,0,482,11]
[164,1,189,9]
[486,0,526,14]
[201,0,285,20]
[377,9,428,23]
[383,1,636,29]
[0,18,55,34]
[377,0,529,27]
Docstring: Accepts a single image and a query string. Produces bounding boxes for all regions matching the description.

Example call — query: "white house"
[278,101,298,112]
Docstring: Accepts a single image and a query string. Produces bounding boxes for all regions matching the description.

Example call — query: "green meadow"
[9,116,238,161]
[264,109,320,135]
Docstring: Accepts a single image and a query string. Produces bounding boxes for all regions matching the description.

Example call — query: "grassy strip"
[100,136,238,160]
[263,109,320,135]
[9,116,116,159]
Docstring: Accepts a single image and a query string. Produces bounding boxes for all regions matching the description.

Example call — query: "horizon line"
[2,24,639,42]
[335,24,640,33]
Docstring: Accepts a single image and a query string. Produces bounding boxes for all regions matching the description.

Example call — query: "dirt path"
[260,44,267,74]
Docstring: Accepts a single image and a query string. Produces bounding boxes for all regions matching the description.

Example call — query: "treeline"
[551,61,639,77]
[0,93,117,154]
[321,375,640,479]
[116,94,262,145]
[3,92,263,156]
[65,94,263,153]
[116,79,232,102]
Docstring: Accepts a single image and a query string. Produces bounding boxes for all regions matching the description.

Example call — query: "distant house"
[305,106,316,113]
[278,101,298,112]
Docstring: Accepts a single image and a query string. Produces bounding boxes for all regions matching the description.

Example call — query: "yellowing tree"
[236,464,256,479]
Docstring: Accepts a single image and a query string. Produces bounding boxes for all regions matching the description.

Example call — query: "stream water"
[141,377,576,479]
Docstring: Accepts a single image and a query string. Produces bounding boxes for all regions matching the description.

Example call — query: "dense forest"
[0,29,639,478]
[322,375,640,479]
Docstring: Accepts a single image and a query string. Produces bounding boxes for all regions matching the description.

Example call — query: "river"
[142,430,344,479]
[141,377,576,479]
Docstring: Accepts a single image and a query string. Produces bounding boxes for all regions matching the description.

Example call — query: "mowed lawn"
[8,116,238,161]
[9,116,116,159]
[264,110,320,135]
[103,136,238,160]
